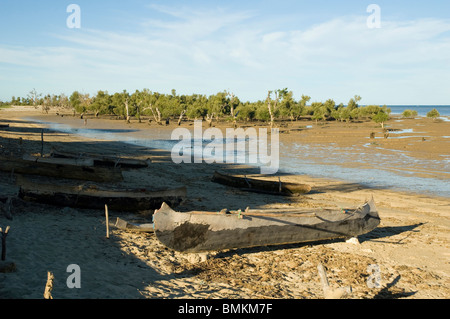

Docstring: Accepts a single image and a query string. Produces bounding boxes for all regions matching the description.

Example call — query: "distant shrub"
[402,109,418,118]
[426,108,440,120]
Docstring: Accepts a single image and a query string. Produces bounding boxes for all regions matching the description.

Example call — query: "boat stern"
[364,196,381,231]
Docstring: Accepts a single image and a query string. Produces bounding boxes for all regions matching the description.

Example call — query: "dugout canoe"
[0,156,123,182]
[18,180,187,212]
[153,199,380,253]
[50,148,150,169]
[22,154,95,167]
[211,171,311,195]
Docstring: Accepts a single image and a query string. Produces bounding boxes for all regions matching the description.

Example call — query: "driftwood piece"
[0,156,123,182]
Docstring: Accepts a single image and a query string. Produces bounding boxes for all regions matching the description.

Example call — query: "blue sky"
[1,0,449,105]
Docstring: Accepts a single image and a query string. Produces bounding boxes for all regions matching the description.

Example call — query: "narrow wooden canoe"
[153,199,380,253]
[18,180,187,212]
[22,154,95,167]
[50,148,150,169]
[211,171,311,195]
[0,156,123,182]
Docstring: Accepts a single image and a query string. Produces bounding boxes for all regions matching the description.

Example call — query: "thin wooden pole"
[105,204,109,239]
[43,271,54,299]
[317,263,352,299]
[1,226,10,261]
[40,129,44,157]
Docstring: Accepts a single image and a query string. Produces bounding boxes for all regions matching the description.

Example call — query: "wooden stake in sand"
[105,204,109,239]
[40,129,44,157]
[43,271,54,299]
[1,226,10,261]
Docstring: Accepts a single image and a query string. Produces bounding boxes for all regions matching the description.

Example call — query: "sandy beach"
[0,105,449,299]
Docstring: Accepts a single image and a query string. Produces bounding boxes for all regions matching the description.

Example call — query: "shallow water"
[30,118,449,198]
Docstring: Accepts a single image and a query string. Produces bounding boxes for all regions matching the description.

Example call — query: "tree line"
[5,88,394,126]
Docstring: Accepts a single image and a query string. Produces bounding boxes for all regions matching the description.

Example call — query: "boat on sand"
[50,148,150,169]
[0,155,123,182]
[153,198,380,253]
[18,178,186,212]
[211,171,311,196]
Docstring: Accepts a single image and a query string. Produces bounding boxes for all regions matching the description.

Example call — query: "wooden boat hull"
[18,182,187,212]
[50,149,150,169]
[153,199,380,253]
[22,154,95,167]
[0,156,123,182]
[211,171,311,195]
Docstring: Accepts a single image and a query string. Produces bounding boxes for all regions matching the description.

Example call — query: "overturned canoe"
[153,199,380,253]
[18,180,187,212]
[50,148,150,169]
[0,156,123,182]
[211,171,311,195]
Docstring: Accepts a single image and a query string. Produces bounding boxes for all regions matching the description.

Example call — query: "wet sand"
[0,105,449,299]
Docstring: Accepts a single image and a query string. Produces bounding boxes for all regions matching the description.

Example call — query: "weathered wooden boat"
[22,154,95,167]
[50,148,150,169]
[211,171,311,195]
[0,156,123,182]
[18,179,187,212]
[153,199,380,253]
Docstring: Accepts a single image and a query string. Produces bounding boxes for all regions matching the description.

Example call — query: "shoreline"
[13,105,450,198]
[0,105,449,299]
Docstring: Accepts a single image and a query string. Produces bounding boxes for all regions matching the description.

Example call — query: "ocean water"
[384,105,450,117]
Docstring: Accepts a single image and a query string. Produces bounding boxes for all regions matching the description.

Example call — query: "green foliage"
[372,110,390,127]
[402,109,418,118]
[69,91,83,113]
[255,102,271,121]
[91,90,112,115]
[236,103,256,121]
[15,89,393,126]
[426,108,440,119]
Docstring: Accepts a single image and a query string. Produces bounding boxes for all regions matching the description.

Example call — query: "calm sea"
[383,105,450,117]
